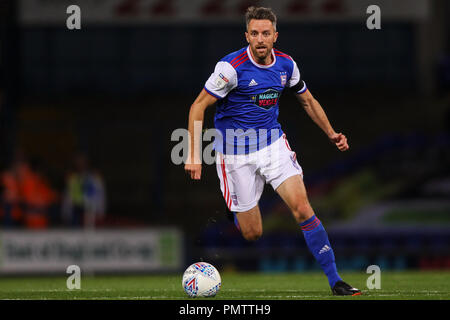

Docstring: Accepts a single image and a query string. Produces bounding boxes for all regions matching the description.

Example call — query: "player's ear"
[273,31,278,43]
[245,31,249,43]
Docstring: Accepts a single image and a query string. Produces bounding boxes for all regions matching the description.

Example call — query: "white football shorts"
[216,133,303,212]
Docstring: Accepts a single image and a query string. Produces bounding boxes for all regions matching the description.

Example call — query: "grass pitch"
[0,271,449,300]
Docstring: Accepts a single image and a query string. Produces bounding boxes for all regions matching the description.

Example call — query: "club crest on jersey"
[251,89,281,110]
[280,72,287,86]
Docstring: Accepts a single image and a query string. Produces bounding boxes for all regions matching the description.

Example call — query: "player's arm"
[295,89,349,151]
[288,60,348,151]
[185,60,237,179]
[185,89,217,180]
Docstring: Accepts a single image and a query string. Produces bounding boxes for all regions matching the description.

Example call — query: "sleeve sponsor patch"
[215,73,229,89]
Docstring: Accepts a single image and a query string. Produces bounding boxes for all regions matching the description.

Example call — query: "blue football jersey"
[204,46,307,155]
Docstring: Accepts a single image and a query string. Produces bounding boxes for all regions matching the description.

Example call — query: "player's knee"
[292,201,314,222]
[242,227,262,241]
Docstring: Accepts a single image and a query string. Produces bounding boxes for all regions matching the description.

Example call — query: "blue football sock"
[300,215,342,288]
[233,212,240,231]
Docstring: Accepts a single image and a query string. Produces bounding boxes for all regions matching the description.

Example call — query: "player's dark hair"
[245,6,277,31]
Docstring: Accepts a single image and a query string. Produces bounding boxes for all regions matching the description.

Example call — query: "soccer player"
[185,6,361,296]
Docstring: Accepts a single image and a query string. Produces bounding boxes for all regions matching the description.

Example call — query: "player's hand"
[185,163,202,180]
[329,132,349,151]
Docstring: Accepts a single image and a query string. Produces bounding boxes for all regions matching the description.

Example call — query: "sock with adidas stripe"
[300,214,342,288]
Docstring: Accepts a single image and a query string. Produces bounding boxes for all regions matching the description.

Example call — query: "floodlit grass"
[0,271,449,300]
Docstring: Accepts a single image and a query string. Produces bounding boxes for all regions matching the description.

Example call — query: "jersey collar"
[246,45,276,69]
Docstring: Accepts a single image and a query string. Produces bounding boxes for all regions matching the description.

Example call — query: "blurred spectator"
[0,149,58,229]
[62,153,106,229]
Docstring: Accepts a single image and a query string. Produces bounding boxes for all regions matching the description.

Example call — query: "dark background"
[1,0,449,272]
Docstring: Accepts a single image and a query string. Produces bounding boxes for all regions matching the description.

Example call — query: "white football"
[182,262,221,297]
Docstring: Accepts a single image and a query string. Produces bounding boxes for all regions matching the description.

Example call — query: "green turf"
[0,271,449,300]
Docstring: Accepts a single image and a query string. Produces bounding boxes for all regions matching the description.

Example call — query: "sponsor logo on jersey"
[252,89,281,110]
[249,79,258,86]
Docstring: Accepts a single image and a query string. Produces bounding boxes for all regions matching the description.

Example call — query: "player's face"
[245,19,278,64]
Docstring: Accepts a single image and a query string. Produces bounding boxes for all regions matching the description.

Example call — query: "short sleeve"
[288,60,307,94]
[204,61,238,99]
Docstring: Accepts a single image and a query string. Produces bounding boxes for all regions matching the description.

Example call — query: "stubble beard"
[252,45,272,65]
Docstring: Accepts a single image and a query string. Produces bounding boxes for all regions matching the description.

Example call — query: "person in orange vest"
[18,157,58,229]
[1,149,58,229]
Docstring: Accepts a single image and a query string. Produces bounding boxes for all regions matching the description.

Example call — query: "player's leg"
[264,134,360,295]
[275,174,343,288]
[274,174,314,223]
[276,176,360,295]
[216,152,265,242]
[234,205,263,241]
